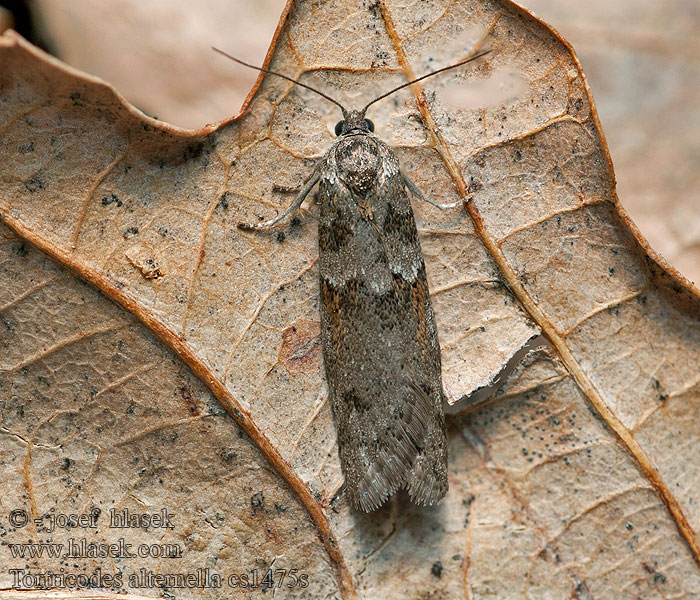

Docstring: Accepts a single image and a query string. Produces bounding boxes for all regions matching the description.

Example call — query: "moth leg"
[402,172,459,210]
[238,165,321,231]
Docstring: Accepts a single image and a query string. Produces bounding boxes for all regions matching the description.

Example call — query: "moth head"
[335,110,374,136]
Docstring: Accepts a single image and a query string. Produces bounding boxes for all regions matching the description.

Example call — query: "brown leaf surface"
[24,0,700,287]
[1,1,699,598]
[519,0,700,286]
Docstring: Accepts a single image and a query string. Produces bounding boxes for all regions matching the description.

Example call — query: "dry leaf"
[1,0,699,598]
[24,0,700,285]
[519,0,700,291]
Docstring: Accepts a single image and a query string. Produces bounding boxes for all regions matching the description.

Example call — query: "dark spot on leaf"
[220,449,237,462]
[101,193,123,207]
[251,492,265,516]
[467,177,482,193]
[69,91,84,107]
[573,580,593,600]
[184,142,204,161]
[568,98,584,114]
[216,192,230,211]
[25,174,46,192]
[431,561,443,578]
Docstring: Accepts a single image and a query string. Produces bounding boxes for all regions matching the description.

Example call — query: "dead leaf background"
[1,1,700,599]
[13,0,699,285]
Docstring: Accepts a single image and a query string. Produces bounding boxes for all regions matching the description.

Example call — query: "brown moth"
[215,48,489,511]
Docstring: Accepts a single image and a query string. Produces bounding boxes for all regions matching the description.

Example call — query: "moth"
[214,47,489,511]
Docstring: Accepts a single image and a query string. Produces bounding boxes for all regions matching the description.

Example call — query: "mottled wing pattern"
[318,135,448,511]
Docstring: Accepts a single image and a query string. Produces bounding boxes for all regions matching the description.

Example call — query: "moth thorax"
[335,136,381,196]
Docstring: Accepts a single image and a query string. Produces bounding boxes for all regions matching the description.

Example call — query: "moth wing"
[404,380,449,506]
[318,141,448,511]
[343,378,435,512]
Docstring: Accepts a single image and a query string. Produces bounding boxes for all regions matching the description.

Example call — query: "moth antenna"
[362,49,491,112]
[212,47,348,116]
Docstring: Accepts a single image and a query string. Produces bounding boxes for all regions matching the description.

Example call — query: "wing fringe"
[349,380,445,511]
